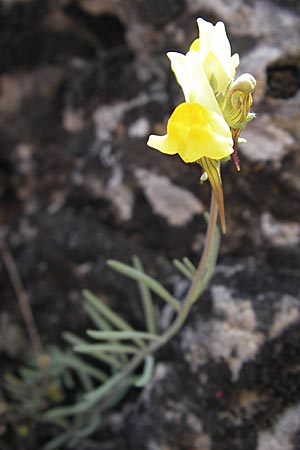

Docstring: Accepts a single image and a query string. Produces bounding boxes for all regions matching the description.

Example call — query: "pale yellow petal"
[203,52,231,94]
[231,53,240,69]
[147,134,177,155]
[185,50,222,113]
[214,22,232,65]
[166,52,190,102]
[167,50,222,114]
[214,22,236,79]
[196,18,239,93]
[196,18,214,60]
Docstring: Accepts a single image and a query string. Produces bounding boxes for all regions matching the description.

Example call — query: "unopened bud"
[222,73,256,129]
[231,73,256,94]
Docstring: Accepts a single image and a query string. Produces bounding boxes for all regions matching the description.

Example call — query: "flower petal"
[231,53,240,69]
[167,50,221,114]
[196,18,239,93]
[166,52,190,102]
[213,22,233,71]
[147,102,233,163]
[203,51,230,94]
[147,134,177,155]
[196,18,215,60]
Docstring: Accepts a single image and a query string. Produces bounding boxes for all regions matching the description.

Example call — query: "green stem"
[160,191,218,340]
[90,192,219,411]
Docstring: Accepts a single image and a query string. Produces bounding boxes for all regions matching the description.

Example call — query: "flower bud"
[222,73,256,129]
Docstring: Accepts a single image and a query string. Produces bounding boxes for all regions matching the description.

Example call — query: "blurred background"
[0,0,300,449]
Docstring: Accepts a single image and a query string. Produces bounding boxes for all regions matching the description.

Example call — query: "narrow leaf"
[102,382,132,409]
[74,343,139,355]
[43,400,93,419]
[135,355,155,387]
[82,302,112,331]
[83,290,132,332]
[83,290,144,349]
[107,260,180,311]
[132,255,157,334]
[55,352,108,382]
[83,372,125,404]
[77,370,93,391]
[86,375,136,412]
[183,257,196,275]
[63,332,122,369]
[86,330,160,341]
[62,368,75,389]
[73,413,101,438]
[173,259,194,280]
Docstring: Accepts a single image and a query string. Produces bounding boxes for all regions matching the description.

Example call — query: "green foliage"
[3,218,220,449]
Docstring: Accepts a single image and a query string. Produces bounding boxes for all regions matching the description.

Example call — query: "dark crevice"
[0,4,128,72]
[63,4,127,50]
[136,0,186,26]
[267,58,300,99]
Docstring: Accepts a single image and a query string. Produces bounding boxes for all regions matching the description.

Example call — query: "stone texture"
[135,168,204,226]
[241,114,295,162]
[0,0,300,449]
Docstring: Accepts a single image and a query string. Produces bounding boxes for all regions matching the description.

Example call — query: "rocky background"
[1,0,300,449]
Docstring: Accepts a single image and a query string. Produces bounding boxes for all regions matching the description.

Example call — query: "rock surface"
[0,0,300,449]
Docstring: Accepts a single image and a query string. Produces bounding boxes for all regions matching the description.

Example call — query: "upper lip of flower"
[167,50,222,115]
[193,18,240,93]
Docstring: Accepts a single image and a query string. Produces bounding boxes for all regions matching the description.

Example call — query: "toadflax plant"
[7,18,255,449]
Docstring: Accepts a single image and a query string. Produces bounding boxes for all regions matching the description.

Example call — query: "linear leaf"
[135,355,155,387]
[83,290,144,349]
[183,257,196,275]
[43,400,93,419]
[62,368,75,389]
[173,259,194,280]
[77,370,93,391]
[55,352,108,382]
[73,413,101,438]
[83,302,128,364]
[107,260,180,311]
[103,381,132,410]
[82,302,112,331]
[83,372,125,404]
[63,332,122,369]
[86,330,160,341]
[74,343,139,355]
[132,256,157,334]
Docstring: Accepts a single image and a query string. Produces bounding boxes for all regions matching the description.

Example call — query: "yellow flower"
[147,49,233,163]
[147,18,255,232]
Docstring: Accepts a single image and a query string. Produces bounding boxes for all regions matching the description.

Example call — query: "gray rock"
[0,0,300,449]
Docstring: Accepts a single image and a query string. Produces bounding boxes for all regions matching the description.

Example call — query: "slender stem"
[96,192,219,411]
[160,191,218,340]
[0,239,43,355]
